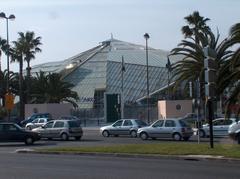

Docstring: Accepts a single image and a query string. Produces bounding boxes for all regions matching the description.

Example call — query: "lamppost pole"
[144,33,150,124]
[0,12,15,120]
[0,12,15,91]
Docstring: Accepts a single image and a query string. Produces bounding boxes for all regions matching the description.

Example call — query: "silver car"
[32,120,83,140]
[228,120,240,143]
[25,118,52,130]
[137,118,193,141]
[100,119,147,137]
[198,118,236,138]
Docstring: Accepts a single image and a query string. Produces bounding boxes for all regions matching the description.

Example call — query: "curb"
[16,149,240,162]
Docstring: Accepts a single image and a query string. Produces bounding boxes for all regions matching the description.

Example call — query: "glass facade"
[30,38,179,108]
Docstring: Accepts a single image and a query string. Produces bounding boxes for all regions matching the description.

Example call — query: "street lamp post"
[144,33,150,124]
[0,12,15,120]
[0,12,15,91]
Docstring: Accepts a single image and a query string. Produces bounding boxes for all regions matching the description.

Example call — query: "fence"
[72,104,158,126]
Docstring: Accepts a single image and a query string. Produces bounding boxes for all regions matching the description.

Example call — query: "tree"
[14,32,42,103]
[0,69,16,106]
[31,72,79,107]
[0,37,7,72]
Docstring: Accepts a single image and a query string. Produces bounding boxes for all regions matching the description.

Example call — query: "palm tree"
[0,37,7,72]
[0,69,16,106]
[217,23,240,117]
[15,32,42,103]
[31,72,79,107]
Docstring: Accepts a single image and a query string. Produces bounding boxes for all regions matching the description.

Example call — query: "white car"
[198,118,236,138]
[100,119,147,137]
[137,118,193,141]
[25,118,52,130]
[228,120,240,143]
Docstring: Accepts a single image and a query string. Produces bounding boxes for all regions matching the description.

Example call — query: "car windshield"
[179,120,191,127]
[135,120,147,126]
[68,121,79,128]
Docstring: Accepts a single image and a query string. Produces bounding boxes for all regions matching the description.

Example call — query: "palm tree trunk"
[19,56,25,121]
[26,60,31,103]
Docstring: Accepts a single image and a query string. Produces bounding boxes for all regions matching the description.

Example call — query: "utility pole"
[204,46,217,149]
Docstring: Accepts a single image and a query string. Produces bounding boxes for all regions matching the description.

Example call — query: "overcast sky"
[0,0,239,72]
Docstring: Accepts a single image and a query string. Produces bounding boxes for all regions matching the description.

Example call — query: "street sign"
[5,92,14,110]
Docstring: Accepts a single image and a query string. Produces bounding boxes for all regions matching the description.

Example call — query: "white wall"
[25,103,73,119]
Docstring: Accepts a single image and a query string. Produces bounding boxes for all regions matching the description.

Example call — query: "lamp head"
[0,12,6,18]
[9,14,15,20]
[144,33,150,40]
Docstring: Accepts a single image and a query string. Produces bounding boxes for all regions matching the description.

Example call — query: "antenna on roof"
[111,33,113,40]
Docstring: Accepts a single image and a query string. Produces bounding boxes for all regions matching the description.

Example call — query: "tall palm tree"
[170,12,212,100]
[217,23,240,117]
[0,37,7,72]
[15,32,42,103]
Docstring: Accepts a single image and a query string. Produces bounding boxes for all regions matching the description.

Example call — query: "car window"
[152,120,164,127]
[213,120,223,126]
[165,120,176,127]
[113,120,123,127]
[224,120,233,125]
[45,121,54,128]
[179,120,191,127]
[3,124,18,131]
[68,121,79,128]
[39,119,45,123]
[123,120,133,126]
[53,121,65,128]
[135,120,147,126]
[32,119,39,123]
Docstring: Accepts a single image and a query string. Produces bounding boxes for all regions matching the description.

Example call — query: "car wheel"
[61,133,69,141]
[199,129,206,138]
[75,136,81,140]
[140,132,148,140]
[25,137,34,145]
[102,130,109,137]
[130,130,137,138]
[173,133,182,141]
[26,126,32,130]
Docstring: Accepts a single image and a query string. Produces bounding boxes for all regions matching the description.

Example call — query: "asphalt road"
[0,127,236,153]
[0,152,240,179]
[0,128,239,179]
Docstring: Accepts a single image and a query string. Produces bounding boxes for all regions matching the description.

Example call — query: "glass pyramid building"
[31,38,180,108]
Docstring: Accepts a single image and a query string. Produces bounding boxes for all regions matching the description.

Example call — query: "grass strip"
[38,143,240,158]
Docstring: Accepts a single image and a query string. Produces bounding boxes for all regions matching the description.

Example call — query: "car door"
[41,121,54,138]
[162,120,177,138]
[121,120,133,135]
[52,121,65,138]
[212,119,223,136]
[109,120,123,135]
[0,124,7,142]
[3,124,25,142]
[150,120,164,138]
[220,119,234,136]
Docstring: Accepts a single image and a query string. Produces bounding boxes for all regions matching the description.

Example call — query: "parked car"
[0,122,41,145]
[25,118,52,130]
[137,118,193,141]
[32,120,83,140]
[100,119,147,137]
[228,120,240,144]
[58,115,81,125]
[20,113,51,127]
[198,118,236,138]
